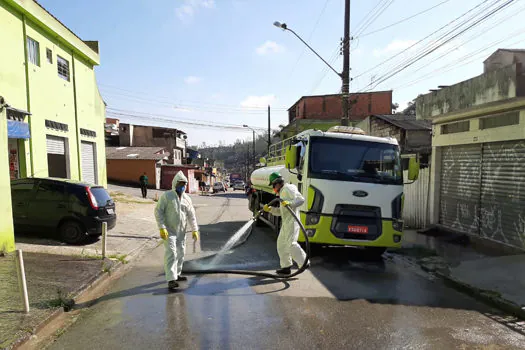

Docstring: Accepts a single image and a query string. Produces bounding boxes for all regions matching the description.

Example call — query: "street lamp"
[273,21,350,126]
[243,124,256,171]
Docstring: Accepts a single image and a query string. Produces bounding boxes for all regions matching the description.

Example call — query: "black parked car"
[11,178,116,244]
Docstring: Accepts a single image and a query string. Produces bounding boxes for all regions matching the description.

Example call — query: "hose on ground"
[182,198,310,279]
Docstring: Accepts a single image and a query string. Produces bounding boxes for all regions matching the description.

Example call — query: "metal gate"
[480,141,525,248]
[46,135,65,155]
[439,144,482,234]
[81,141,97,184]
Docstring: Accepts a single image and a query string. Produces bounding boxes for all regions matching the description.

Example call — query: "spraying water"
[205,219,255,268]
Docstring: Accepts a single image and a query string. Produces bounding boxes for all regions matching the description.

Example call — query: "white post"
[102,222,108,259]
[15,249,30,313]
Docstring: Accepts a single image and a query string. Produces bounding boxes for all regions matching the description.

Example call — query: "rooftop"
[288,91,393,110]
[373,114,431,130]
[106,147,169,160]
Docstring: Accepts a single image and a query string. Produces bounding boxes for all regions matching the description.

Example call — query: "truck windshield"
[308,137,402,185]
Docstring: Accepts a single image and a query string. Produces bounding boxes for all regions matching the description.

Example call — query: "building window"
[479,111,519,130]
[46,48,53,64]
[57,55,70,81]
[27,37,40,66]
[441,121,470,134]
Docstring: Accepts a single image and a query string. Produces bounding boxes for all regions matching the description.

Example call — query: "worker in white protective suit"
[263,172,309,275]
[155,171,199,290]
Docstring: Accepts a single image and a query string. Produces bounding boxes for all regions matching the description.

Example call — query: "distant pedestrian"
[199,181,206,196]
[139,172,148,198]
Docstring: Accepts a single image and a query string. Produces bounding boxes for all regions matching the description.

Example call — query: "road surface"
[47,192,525,349]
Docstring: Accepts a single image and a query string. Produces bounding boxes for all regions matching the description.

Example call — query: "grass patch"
[108,254,128,264]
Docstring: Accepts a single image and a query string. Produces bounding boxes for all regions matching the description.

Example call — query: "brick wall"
[289,91,392,123]
[107,159,157,187]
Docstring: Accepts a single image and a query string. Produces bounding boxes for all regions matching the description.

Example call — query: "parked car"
[10,178,117,244]
[212,182,226,193]
[232,181,245,191]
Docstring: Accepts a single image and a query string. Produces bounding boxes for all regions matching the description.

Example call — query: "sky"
[38,0,525,147]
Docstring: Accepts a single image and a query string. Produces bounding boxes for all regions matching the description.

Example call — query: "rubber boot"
[168,280,179,290]
[276,266,292,275]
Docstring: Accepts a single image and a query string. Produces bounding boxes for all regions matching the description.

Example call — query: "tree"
[391,103,399,114]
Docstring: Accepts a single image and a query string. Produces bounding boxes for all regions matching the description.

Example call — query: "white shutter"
[439,144,482,235]
[46,135,66,155]
[81,141,97,184]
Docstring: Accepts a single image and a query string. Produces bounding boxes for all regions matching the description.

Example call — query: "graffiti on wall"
[439,141,525,249]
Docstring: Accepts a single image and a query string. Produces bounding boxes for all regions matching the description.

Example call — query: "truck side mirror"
[285,145,298,170]
[408,157,420,181]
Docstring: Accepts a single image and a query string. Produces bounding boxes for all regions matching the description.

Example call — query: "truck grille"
[330,204,382,241]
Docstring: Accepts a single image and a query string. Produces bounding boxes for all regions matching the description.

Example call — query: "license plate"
[106,208,115,215]
[347,225,368,234]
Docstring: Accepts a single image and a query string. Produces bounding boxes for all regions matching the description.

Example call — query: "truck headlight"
[392,219,403,232]
[306,213,320,225]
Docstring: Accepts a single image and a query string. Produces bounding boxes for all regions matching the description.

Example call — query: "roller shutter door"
[81,141,97,184]
[480,141,525,249]
[46,135,65,155]
[439,144,481,235]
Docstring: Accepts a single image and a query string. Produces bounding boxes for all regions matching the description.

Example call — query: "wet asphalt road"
[48,192,525,350]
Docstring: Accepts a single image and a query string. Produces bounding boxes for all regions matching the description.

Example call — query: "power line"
[353,0,395,37]
[353,0,498,81]
[357,0,451,38]
[359,0,514,91]
[99,83,288,111]
[391,2,525,89]
[101,90,287,114]
[107,109,270,132]
[352,0,388,34]
[285,0,331,80]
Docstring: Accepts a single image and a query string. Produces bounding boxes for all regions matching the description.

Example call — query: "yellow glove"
[281,200,290,207]
[159,228,168,240]
[192,231,199,241]
[263,204,271,212]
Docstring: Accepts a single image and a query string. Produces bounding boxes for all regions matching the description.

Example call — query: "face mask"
[175,185,186,194]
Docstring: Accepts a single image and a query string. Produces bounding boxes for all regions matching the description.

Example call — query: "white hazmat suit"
[269,183,307,268]
[155,171,198,282]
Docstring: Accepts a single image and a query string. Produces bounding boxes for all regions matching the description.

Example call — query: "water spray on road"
[182,198,311,279]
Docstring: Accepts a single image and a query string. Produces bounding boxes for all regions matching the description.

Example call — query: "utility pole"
[252,129,256,172]
[267,105,271,157]
[341,0,351,126]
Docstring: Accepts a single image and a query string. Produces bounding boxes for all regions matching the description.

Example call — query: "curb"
[387,251,525,320]
[435,271,525,319]
[8,238,160,350]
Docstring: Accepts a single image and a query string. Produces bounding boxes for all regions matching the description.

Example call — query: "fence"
[403,167,431,229]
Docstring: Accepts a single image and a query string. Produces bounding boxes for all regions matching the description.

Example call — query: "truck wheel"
[59,221,88,245]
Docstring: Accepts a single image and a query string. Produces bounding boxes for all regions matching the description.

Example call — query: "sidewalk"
[1,186,251,349]
[392,229,525,318]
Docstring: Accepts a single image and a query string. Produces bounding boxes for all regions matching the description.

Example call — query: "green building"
[0,0,106,252]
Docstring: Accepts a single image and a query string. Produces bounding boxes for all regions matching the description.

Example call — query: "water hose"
[182,198,310,279]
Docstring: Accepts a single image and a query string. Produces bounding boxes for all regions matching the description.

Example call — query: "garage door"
[439,144,481,235]
[81,141,97,184]
[46,135,65,155]
[47,135,68,178]
[480,141,525,248]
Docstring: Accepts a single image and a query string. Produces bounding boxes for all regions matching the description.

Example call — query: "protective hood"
[172,171,188,191]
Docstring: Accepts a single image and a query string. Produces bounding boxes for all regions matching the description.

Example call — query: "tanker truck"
[248,126,420,256]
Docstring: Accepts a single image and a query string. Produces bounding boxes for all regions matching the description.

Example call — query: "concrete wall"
[107,159,157,187]
[289,91,392,123]
[417,65,524,120]
[0,0,105,251]
[406,129,431,153]
[484,50,525,73]
[0,108,15,252]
